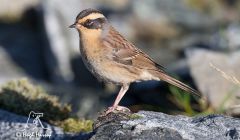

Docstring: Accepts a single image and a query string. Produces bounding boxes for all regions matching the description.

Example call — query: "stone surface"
[0,0,39,21]
[1,109,240,140]
[0,109,90,140]
[132,0,217,30]
[41,0,102,86]
[186,49,240,109]
[0,7,64,84]
[91,111,240,140]
[0,48,27,84]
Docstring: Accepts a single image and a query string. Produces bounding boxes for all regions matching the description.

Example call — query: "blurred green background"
[0,0,240,121]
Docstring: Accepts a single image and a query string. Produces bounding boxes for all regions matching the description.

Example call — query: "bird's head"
[69,8,108,35]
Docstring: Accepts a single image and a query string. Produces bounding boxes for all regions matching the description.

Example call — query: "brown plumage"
[70,8,201,114]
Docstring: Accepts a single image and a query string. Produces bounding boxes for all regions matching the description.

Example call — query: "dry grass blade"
[210,62,240,116]
[209,62,240,86]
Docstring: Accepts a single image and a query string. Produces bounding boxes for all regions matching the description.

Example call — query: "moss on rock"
[57,118,93,133]
[0,78,95,133]
[0,78,71,122]
[129,114,143,119]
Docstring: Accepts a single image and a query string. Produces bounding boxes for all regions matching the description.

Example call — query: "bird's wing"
[102,27,166,72]
[102,27,201,97]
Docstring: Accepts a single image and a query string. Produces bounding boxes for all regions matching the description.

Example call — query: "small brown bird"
[70,8,200,114]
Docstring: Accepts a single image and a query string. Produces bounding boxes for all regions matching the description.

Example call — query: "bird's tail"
[154,71,201,97]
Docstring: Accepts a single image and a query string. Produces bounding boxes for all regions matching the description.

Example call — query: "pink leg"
[106,84,129,114]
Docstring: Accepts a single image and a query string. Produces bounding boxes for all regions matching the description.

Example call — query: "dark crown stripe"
[76,8,102,21]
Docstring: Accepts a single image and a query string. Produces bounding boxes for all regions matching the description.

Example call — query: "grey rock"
[0,48,27,85]
[131,0,217,30]
[41,0,102,86]
[186,49,240,109]
[1,109,240,140]
[91,111,240,140]
[0,0,39,21]
[41,0,78,83]
[0,7,66,84]
[199,24,240,51]
[0,109,90,140]
[225,24,240,51]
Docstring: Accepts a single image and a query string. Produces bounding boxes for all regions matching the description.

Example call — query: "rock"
[0,7,67,84]
[131,0,217,31]
[91,111,240,140]
[41,0,103,86]
[0,0,39,21]
[186,49,240,110]
[41,0,77,83]
[1,109,240,140]
[225,24,240,51]
[0,109,91,140]
[0,48,27,84]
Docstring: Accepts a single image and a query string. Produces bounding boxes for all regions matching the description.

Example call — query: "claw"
[105,105,131,115]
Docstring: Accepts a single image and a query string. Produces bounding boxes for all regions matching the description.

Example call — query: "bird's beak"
[69,23,76,28]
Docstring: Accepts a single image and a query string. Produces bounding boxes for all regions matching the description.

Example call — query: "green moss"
[0,78,95,133]
[58,118,93,133]
[0,78,71,122]
[129,114,143,119]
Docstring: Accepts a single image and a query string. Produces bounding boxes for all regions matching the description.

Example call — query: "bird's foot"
[95,106,132,128]
[105,105,131,115]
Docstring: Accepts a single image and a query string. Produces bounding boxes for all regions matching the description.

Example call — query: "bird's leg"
[106,84,130,114]
[112,84,129,107]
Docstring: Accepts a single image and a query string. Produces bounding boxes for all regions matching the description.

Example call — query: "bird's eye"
[83,20,94,28]
[83,18,106,29]
[86,20,94,26]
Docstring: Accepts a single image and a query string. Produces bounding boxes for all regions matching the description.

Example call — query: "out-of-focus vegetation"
[57,118,93,133]
[169,85,212,116]
[168,63,240,116]
[210,63,240,86]
[0,78,93,132]
[209,63,240,116]
[185,0,240,13]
